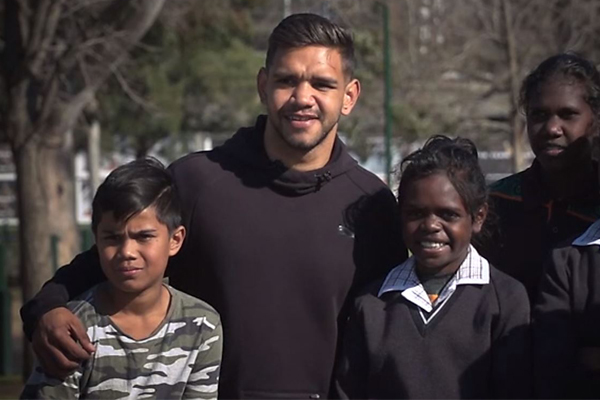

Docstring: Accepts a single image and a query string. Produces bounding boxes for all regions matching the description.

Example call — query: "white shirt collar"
[572,219,600,246]
[378,245,490,312]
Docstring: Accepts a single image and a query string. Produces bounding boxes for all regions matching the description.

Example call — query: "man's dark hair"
[91,157,181,233]
[397,135,488,220]
[520,52,600,121]
[265,13,356,78]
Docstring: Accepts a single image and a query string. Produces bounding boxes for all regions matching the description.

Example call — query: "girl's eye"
[404,209,425,219]
[440,211,460,221]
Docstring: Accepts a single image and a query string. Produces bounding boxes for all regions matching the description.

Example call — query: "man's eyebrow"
[312,76,338,85]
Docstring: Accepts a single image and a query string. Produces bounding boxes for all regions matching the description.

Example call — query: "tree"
[0,0,165,373]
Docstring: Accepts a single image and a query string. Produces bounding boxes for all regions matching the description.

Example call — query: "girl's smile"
[401,172,485,276]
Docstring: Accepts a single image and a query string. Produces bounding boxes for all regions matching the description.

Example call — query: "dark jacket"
[21,116,406,399]
[534,228,600,399]
[334,268,531,399]
[477,161,600,300]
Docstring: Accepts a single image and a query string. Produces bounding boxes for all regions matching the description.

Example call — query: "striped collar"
[378,245,490,312]
[573,219,600,246]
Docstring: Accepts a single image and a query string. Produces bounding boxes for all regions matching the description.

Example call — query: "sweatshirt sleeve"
[20,246,105,340]
[348,188,407,289]
[491,275,532,399]
[332,299,369,399]
[533,246,578,399]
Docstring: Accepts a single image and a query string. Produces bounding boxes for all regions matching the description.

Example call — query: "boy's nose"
[118,239,137,259]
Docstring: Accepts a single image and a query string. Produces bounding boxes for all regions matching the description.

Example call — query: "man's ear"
[169,226,186,256]
[341,78,361,116]
[472,203,488,234]
[257,67,268,105]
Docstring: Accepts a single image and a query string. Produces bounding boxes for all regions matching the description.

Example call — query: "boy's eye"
[137,233,155,242]
[102,234,121,242]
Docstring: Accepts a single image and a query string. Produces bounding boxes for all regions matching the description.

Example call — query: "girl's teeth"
[421,242,444,248]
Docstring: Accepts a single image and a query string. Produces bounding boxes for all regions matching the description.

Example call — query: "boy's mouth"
[116,266,142,277]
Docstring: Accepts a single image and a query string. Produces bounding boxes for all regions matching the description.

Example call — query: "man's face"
[527,80,595,172]
[258,45,360,156]
[95,207,184,294]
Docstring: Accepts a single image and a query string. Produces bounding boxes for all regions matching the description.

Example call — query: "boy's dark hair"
[397,135,488,219]
[265,13,356,78]
[91,157,181,233]
[520,52,600,121]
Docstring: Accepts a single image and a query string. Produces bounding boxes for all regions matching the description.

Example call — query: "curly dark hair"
[396,135,488,220]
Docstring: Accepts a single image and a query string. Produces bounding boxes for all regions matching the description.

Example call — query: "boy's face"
[95,206,185,294]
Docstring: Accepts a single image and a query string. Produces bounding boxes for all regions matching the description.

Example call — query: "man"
[21,13,405,399]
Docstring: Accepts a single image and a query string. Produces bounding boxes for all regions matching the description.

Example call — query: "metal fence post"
[0,241,11,375]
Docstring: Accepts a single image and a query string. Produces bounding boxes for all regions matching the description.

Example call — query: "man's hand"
[32,307,95,379]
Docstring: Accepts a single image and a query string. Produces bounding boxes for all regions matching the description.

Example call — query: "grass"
[0,375,23,399]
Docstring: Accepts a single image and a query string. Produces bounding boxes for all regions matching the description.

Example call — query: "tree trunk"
[13,137,53,375]
[42,130,80,267]
[501,0,527,172]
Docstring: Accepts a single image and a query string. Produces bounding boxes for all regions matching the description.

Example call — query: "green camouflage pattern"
[21,285,222,399]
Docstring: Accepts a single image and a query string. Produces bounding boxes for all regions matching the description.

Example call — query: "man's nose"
[291,82,315,107]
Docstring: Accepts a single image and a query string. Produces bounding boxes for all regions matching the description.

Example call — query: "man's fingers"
[69,319,96,354]
[34,339,79,378]
[49,329,92,363]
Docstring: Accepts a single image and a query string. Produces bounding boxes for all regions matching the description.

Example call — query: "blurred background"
[2,0,600,396]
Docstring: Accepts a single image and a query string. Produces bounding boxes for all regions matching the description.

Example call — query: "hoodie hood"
[215,115,358,195]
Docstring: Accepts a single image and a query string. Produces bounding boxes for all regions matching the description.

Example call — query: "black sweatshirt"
[21,116,406,399]
[334,268,532,399]
[534,223,600,399]
[477,161,600,300]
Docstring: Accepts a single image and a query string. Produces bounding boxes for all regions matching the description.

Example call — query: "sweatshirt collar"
[216,115,358,195]
[573,219,600,246]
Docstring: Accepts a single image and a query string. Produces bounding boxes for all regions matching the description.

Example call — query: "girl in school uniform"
[334,135,532,399]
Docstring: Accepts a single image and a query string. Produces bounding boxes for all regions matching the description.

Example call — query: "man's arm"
[347,188,407,289]
[20,247,104,377]
[20,361,83,399]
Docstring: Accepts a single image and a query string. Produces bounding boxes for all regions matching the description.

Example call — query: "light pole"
[377,1,393,185]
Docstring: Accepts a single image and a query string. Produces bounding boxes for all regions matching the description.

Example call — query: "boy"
[21,158,222,399]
